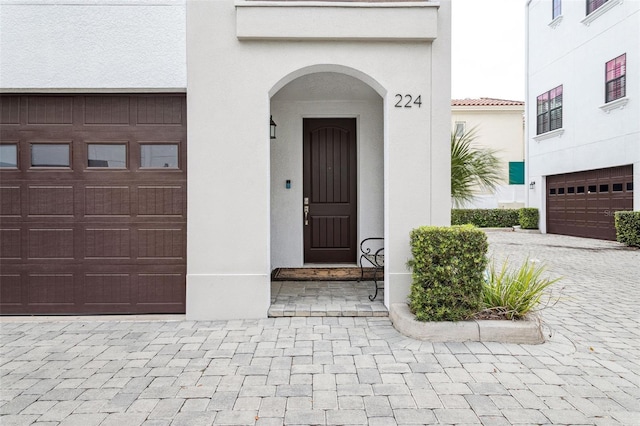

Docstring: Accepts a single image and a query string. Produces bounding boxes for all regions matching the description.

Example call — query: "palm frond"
[451,126,503,207]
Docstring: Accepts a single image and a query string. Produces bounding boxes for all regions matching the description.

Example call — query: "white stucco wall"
[270,73,384,268]
[451,105,525,208]
[187,0,451,319]
[526,0,640,228]
[0,0,186,90]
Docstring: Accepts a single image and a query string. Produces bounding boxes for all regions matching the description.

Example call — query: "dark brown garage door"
[547,165,633,240]
[0,94,186,314]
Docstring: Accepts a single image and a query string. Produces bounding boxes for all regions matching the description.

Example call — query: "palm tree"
[451,127,502,208]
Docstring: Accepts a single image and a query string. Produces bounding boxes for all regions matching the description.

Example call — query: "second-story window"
[553,0,562,19]
[587,0,608,15]
[605,54,626,103]
[537,85,563,135]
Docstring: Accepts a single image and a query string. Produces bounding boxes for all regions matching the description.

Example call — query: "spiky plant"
[451,127,503,208]
[480,258,561,320]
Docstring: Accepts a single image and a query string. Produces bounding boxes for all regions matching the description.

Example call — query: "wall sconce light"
[270,116,277,139]
[529,181,536,190]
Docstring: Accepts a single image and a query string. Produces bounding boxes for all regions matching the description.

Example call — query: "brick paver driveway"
[1,231,639,425]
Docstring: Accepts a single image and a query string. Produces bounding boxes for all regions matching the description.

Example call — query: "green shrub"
[451,209,520,228]
[408,225,488,321]
[480,259,561,320]
[615,211,640,247]
[519,208,539,229]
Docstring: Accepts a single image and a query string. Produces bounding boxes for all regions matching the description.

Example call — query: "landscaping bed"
[390,303,545,344]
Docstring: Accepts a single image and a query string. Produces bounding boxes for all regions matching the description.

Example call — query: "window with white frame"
[553,0,562,19]
[536,85,563,135]
[454,121,466,138]
[587,0,608,15]
[605,54,626,103]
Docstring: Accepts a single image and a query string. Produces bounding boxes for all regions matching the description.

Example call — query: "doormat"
[271,267,382,281]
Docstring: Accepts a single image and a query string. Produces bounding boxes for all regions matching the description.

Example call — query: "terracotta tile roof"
[452,98,524,106]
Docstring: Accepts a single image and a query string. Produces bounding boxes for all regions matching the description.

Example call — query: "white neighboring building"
[452,98,525,209]
[0,0,452,319]
[526,0,639,240]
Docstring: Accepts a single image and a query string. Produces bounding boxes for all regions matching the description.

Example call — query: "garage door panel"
[84,96,131,125]
[28,185,74,216]
[138,228,185,260]
[136,96,185,126]
[0,274,22,306]
[27,96,74,125]
[28,228,74,259]
[138,273,185,306]
[1,97,21,124]
[84,186,131,216]
[83,274,132,305]
[0,94,186,314]
[0,186,22,217]
[138,186,184,216]
[84,228,132,259]
[27,273,75,305]
[0,228,21,259]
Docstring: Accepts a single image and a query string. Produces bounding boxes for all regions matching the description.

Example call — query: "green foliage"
[481,259,561,320]
[452,209,520,228]
[519,208,539,229]
[451,127,503,208]
[615,211,640,247]
[408,225,488,321]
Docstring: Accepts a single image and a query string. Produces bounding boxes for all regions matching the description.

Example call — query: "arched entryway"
[268,67,386,315]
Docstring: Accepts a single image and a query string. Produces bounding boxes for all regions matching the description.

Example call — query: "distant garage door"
[0,94,186,314]
[546,165,633,240]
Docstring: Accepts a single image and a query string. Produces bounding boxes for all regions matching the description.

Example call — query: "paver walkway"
[269,281,388,317]
[1,231,639,425]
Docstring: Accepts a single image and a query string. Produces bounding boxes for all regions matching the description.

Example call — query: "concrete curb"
[512,225,541,234]
[389,303,545,344]
[481,227,516,232]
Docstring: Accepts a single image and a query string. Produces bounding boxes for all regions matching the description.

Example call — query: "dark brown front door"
[303,118,357,263]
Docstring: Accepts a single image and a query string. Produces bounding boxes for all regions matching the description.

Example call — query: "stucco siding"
[187,0,451,318]
[526,0,640,227]
[0,0,186,90]
[452,105,525,208]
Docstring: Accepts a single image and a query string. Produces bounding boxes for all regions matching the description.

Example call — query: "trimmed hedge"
[408,225,488,321]
[519,208,539,229]
[451,209,520,228]
[615,211,640,248]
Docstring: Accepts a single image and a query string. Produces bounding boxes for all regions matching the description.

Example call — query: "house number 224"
[395,94,422,108]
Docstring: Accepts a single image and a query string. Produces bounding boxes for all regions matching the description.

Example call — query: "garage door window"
[0,144,18,168]
[141,144,178,169]
[88,144,127,168]
[31,144,70,167]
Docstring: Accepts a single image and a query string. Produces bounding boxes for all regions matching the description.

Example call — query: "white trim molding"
[533,128,564,142]
[599,96,629,113]
[548,15,563,29]
[581,0,623,26]
[235,1,439,40]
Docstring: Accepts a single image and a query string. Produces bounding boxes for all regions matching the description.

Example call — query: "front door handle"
[304,205,309,225]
